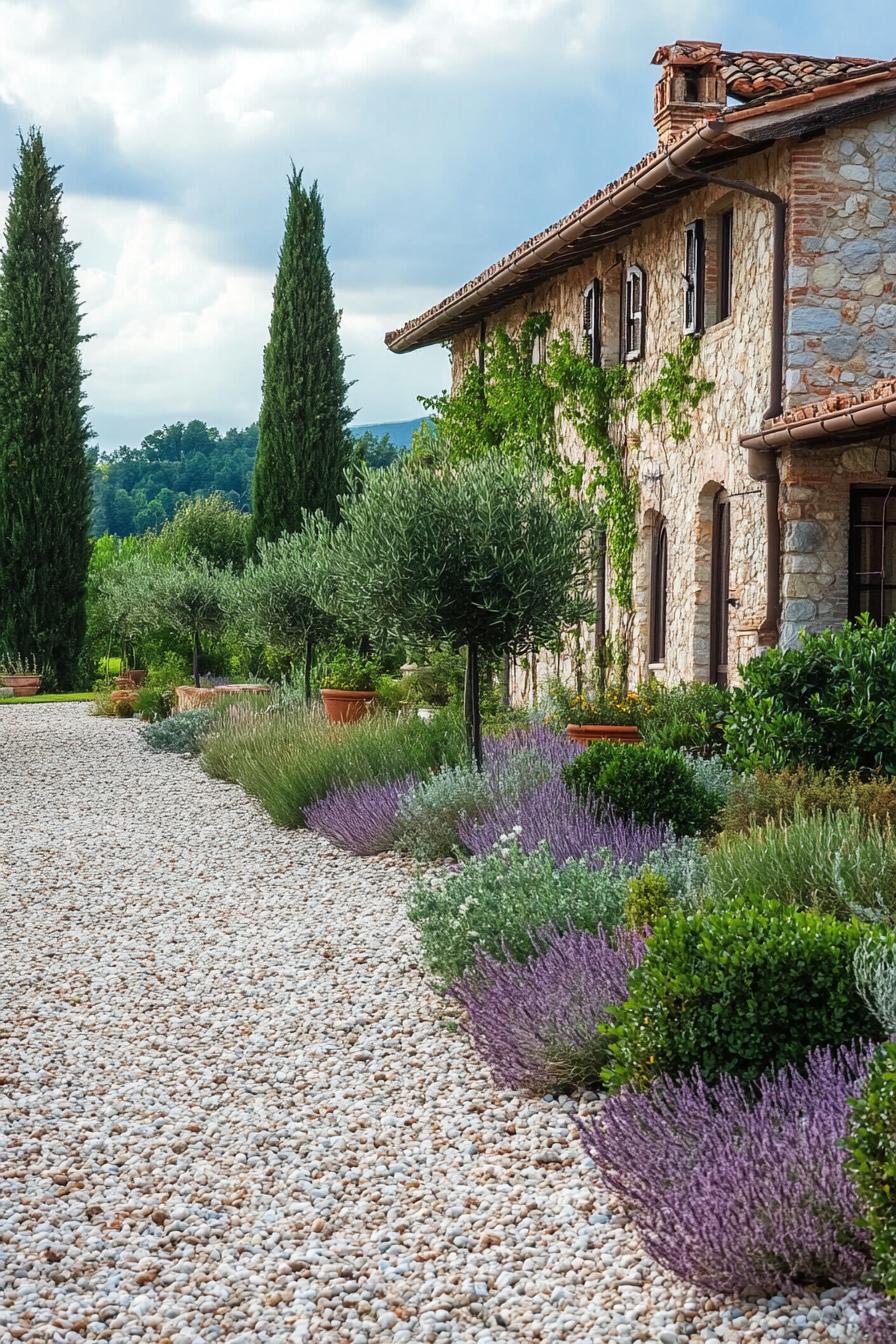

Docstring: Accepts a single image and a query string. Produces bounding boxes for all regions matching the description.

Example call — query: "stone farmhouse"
[386,41,896,688]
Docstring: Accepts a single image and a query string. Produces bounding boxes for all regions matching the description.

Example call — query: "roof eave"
[741,396,896,450]
[385,119,731,354]
[386,67,896,356]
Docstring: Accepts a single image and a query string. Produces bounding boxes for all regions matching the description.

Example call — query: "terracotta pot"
[566,723,643,747]
[110,689,139,718]
[114,668,146,689]
[320,688,377,724]
[0,675,42,697]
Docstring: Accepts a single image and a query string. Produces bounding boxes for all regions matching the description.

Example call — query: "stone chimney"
[651,41,727,147]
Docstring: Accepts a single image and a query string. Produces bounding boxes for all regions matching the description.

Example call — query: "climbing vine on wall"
[415,321,713,614]
[548,332,713,609]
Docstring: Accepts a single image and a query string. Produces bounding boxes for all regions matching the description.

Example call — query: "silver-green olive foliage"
[313,455,595,655]
[235,530,331,656]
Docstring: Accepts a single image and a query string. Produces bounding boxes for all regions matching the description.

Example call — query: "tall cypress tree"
[0,129,91,689]
[251,169,352,545]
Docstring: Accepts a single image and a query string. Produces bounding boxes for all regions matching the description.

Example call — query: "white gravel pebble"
[0,706,870,1342]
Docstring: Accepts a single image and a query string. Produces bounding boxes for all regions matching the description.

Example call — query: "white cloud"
[0,0,727,448]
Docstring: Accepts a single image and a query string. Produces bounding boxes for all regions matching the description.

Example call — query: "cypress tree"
[251,168,353,545]
[0,129,91,689]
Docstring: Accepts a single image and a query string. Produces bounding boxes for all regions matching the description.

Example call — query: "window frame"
[718,208,734,323]
[649,518,669,665]
[582,279,602,366]
[624,264,646,362]
[709,487,731,688]
[849,484,896,623]
[683,219,705,335]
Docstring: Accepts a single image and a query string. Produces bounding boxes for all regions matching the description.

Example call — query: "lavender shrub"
[578,1041,874,1296]
[448,924,645,1091]
[305,776,415,855]
[458,776,670,869]
[483,723,580,777]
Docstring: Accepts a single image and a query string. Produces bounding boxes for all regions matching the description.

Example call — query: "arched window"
[649,518,668,664]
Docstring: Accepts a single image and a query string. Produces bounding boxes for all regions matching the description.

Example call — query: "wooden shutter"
[649,520,668,664]
[625,265,645,360]
[683,220,705,335]
[718,209,734,321]
[582,280,601,365]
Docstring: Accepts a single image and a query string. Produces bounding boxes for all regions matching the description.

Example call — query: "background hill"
[92,417,424,537]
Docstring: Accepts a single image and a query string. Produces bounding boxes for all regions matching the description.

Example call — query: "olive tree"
[311,455,594,765]
[145,558,232,687]
[233,529,333,700]
[94,547,161,669]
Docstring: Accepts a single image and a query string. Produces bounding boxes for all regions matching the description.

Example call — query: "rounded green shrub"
[563,740,718,835]
[847,1042,896,1294]
[724,614,896,774]
[623,868,672,931]
[603,896,882,1091]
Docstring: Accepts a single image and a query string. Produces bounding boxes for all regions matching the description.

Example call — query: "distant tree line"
[92,420,405,538]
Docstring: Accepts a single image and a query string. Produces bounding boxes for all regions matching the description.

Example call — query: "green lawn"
[0,692,94,704]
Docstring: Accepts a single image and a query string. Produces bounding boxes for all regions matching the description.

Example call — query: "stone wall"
[451,144,787,689]
[779,438,895,647]
[787,113,896,405]
[449,108,896,693]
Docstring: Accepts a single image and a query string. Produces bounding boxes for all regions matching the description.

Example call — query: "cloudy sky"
[0,0,893,453]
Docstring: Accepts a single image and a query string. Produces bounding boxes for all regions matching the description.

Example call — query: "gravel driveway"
[0,706,865,1343]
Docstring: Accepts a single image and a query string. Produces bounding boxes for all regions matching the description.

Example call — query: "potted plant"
[544,677,644,747]
[0,652,44,697]
[320,649,380,724]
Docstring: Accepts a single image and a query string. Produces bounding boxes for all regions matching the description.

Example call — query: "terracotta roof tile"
[771,378,896,426]
[386,45,896,353]
[719,49,882,104]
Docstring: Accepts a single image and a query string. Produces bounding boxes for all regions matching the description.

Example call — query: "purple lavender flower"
[305,776,415,855]
[578,1041,875,1296]
[483,724,580,776]
[458,776,671,868]
[447,924,646,1091]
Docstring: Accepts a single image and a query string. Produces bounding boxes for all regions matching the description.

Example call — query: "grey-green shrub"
[681,752,737,809]
[643,834,707,905]
[200,701,465,827]
[140,708,213,755]
[855,933,896,1034]
[408,837,628,985]
[395,765,494,860]
[705,807,896,923]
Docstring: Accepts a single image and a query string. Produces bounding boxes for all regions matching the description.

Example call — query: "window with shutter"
[624,265,645,361]
[582,280,601,365]
[683,220,705,335]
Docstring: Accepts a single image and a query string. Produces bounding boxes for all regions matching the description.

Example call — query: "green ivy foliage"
[416,319,713,614]
[604,897,882,1091]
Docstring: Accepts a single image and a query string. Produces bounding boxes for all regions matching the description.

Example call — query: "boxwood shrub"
[603,896,882,1091]
[724,614,896,773]
[563,740,718,836]
[847,1041,896,1295]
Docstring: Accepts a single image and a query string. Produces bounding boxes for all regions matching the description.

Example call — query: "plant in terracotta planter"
[319,648,381,724]
[543,676,643,746]
[0,651,44,697]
